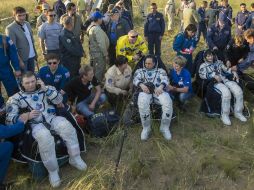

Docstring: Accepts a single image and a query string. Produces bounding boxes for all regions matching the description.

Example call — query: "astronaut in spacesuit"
[199,50,247,126]
[133,55,173,141]
[5,72,86,188]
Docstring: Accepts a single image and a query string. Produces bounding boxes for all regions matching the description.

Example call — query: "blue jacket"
[235,10,250,28]
[198,7,206,23]
[173,32,197,54]
[0,35,20,73]
[144,12,165,36]
[38,64,70,91]
[0,121,24,139]
[170,68,193,93]
[207,23,231,49]
[246,11,254,29]
[218,5,233,25]
[209,0,219,9]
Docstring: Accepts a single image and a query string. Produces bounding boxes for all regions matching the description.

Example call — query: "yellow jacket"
[116,35,148,62]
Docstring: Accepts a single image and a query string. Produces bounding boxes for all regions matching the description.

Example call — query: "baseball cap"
[90,11,104,20]
[109,8,120,15]
[42,3,50,10]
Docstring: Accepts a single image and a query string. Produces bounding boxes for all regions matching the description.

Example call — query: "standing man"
[246,3,254,29]
[61,3,84,42]
[207,18,231,62]
[59,16,84,78]
[6,7,37,73]
[182,2,200,30]
[197,1,208,41]
[0,34,21,97]
[38,9,62,56]
[107,8,131,65]
[53,0,66,21]
[235,3,249,36]
[144,3,165,57]
[87,12,109,82]
[36,3,50,28]
[164,0,175,33]
[209,0,218,9]
[218,0,233,26]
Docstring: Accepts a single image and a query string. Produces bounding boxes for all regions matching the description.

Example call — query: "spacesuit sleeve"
[5,95,21,125]
[173,33,184,53]
[45,85,63,104]
[104,72,123,95]
[199,63,215,80]
[159,69,169,87]
[133,69,143,87]
[6,36,20,71]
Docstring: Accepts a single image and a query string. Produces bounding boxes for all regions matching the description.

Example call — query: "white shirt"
[22,24,36,58]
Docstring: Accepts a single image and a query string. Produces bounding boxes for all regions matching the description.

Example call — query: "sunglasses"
[48,14,56,17]
[47,61,58,65]
[130,35,138,38]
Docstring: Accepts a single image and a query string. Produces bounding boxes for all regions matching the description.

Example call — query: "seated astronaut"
[133,55,173,140]
[5,72,87,188]
[198,50,247,125]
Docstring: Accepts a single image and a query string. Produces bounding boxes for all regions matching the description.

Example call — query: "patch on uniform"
[46,74,51,78]
[166,113,170,118]
[156,17,161,20]
[200,68,204,72]
[157,78,161,83]
[65,72,70,78]
[8,39,14,45]
[32,95,39,101]
[108,78,113,84]
[66,39,71,43]
[88,84,93,90]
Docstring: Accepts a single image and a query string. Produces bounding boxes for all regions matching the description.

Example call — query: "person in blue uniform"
[246,3,254,29]
[235,3,249,35]
[38,53,70,93]
[173,24,198,75]
[168,56,193,111]
[144,3,165,56]
[197,1,208,42]
[0,34,21,97]
[218,0,233,26]
[0,105,28,189]
[207,18,231,62]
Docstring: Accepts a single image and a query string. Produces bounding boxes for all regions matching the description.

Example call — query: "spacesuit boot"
[69,155,87,171]
[160,118,172,140]
[234,96,247,122]
[67,144,87,171]
[221,98,231,126]
[48,170,61,188]
[140,114,151,141]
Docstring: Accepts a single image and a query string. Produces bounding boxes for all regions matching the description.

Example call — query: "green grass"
[1,0,254,189]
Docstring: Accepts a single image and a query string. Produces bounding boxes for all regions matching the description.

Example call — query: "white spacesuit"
[199,52,247,125]
[133,58,173,140]
[6,85,87,187]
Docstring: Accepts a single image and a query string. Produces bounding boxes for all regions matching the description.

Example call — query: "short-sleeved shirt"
[38,22,62,50]
[170,68,193,93]
[64,76,99,103]
[38,65,70,91]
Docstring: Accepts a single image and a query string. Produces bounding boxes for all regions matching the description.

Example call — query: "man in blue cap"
[87,11,109,82]
[0,34,20,97]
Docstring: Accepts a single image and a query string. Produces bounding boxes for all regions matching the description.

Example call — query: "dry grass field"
[1,0,254,190]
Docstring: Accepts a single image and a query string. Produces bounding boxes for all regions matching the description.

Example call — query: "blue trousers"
[171,91,194,104]
[0,142,13,183]
[76,93,107,117]
[147,33,162,56]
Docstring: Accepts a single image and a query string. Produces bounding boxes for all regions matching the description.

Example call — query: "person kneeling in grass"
[168,56,194,111]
